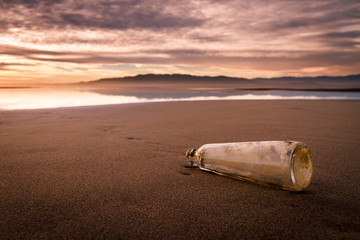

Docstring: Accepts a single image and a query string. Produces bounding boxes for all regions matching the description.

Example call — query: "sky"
[0,0,359,84]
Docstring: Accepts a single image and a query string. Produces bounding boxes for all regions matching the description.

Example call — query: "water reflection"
[1,87,359,110]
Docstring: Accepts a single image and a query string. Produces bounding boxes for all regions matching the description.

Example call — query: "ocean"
[1,87,359,110]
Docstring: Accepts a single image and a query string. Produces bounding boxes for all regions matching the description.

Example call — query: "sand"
[1,100,359,239]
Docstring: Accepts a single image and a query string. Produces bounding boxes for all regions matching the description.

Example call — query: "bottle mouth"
[186,148,198,166]
[290,145,313,191]
[186,148,197,158]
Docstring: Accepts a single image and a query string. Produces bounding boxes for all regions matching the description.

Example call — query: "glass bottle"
[186,141,313,191]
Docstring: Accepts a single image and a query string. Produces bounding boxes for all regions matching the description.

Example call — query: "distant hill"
[83,73,249,84]
[84,73,359,83]
[253,74,360,83]
[81,73,360,90]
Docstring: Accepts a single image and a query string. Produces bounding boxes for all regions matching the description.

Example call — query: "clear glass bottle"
[186,141,313,191]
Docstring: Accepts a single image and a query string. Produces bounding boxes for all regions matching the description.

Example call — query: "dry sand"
[1,100,359,239]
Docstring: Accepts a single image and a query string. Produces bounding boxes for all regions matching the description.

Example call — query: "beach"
[1,100,359,239]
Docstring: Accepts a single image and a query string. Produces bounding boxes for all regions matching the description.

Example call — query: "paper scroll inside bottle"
[186,141,313,191]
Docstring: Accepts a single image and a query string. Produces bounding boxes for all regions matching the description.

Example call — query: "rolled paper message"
[186,141,313,191]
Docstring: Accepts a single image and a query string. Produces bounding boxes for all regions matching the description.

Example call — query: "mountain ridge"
[83,73,360,84]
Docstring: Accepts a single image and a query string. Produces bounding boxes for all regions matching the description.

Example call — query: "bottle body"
[186,141,313,191]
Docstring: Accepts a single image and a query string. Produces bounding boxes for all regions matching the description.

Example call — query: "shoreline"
[1,98,360,112]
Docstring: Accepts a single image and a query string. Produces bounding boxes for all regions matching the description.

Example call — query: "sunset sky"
[1,0,359,84]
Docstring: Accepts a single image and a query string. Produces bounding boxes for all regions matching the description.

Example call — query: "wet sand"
[1,100,359,239]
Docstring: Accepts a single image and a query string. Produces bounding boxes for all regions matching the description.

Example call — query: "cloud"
[247,0,359,32]
[0,62,35,71]
[309,31,360,48]
[2,44,359,73]
[0,44,74,56]
[272,4,358,30]
[1,0,204,32]
[0,0,359,83]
